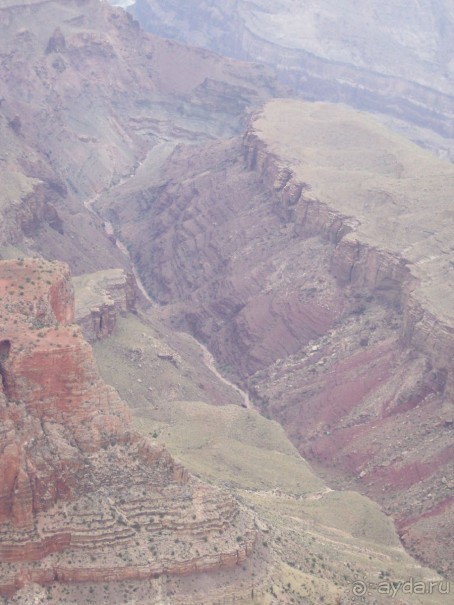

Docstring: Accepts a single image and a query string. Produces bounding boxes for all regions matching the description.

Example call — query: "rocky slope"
[0,258,260,602]
[0,0,452,597]
[0,0,282,274]
[92,308,450,605]
[129,0,454,158]
[102,100,454,577]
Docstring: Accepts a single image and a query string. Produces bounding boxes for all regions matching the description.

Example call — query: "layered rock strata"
[105,100,453,575]
[0,258,257,598]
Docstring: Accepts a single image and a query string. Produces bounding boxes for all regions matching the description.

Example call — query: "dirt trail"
[196,340,252,409]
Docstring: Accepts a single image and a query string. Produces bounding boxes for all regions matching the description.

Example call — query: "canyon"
[1,258,447,604]
[0,0,282,274]
[0,0,452,603]
[100,100,454,578]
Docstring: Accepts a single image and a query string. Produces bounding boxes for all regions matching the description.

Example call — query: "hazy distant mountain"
[128,0,454,155]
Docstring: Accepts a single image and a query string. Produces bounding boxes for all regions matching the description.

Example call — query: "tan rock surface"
[252,100,454,325]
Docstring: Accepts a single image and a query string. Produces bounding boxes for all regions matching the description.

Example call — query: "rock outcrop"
[73,269,137,341]
[0,258,257,599]
[104,100,453,576]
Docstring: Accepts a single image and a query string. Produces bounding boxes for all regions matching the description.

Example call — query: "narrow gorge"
[101,100,454,578]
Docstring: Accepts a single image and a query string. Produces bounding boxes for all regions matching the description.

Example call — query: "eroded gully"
[83,149,252,410]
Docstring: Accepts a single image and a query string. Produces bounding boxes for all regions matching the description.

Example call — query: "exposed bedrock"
[106,101,453,575]
[0,259,258,598]
[0,0,283,276]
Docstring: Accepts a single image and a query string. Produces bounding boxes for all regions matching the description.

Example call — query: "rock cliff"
[0,258,258,600]
[104,100,453,576]
[73,269,137,341]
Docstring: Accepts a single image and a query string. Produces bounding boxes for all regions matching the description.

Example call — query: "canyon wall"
[0,258,259,599]
[104,101,453,576]
[0,0,282,275]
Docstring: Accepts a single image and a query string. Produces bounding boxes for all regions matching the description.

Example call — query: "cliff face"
[130,0,454,157]
[0,259,257,599]
[105,101,453,576]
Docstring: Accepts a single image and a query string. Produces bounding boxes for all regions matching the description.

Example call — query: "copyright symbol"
[352,580,367,597]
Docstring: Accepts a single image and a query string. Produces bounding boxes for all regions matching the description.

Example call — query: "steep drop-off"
[73,268,137,342]
[102,100,454,577]
[0,258,260,602]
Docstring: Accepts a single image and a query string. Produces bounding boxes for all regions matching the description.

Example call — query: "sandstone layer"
[0,258,257,599]
[104,101,454,576]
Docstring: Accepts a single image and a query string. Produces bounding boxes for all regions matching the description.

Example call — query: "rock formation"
[0,258,257,599]
[104,100,453,576]
[1,0,452,595]
[73,269,137,341]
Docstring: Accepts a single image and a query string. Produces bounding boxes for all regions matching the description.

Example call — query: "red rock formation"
[0,259,257,597]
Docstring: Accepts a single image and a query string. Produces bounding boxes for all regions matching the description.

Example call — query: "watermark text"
[349,577,450,600]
